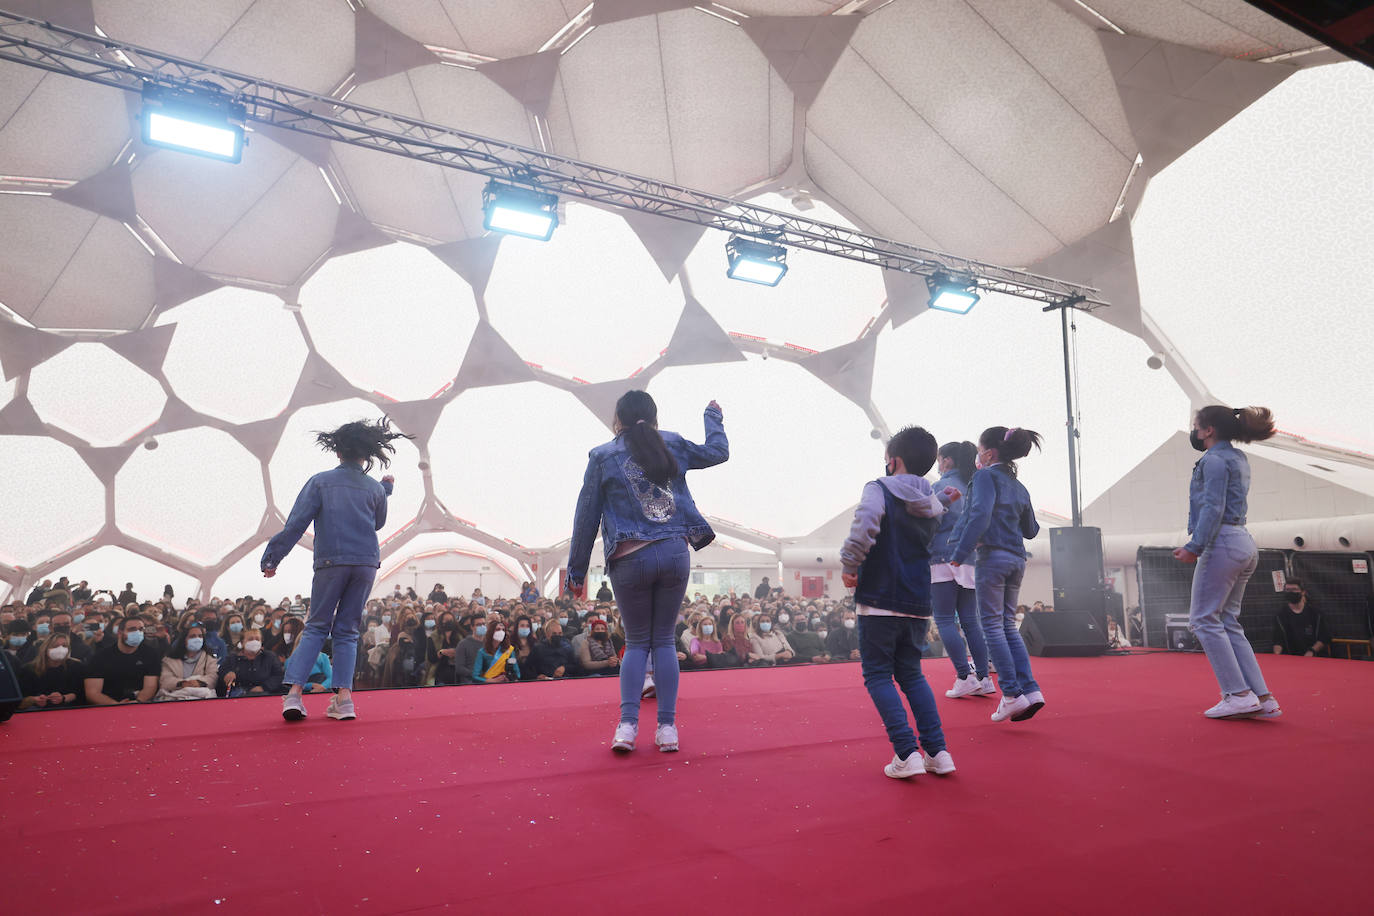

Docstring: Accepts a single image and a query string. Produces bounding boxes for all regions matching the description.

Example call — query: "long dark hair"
[979,426,1043,478]
[615,390,677,485]
[315,416,414,472]
[939,440,977,485]
[1195,405,1275,443]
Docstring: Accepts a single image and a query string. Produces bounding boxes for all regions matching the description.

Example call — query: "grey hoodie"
[840,475,947,573]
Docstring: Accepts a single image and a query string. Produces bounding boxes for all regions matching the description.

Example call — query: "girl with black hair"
[566,391,728,753]
[950,426,1045,724]
[261,417,412,723]
[1174,405,1282,719]
[929,441,992,699]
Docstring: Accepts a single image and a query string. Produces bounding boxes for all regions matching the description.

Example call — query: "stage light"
[726,236,787,287]
[140,85,245,163]
[482,180,559,240]
[926,273,980,314]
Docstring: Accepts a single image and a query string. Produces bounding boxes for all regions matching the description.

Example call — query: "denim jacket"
[261,464,393,571]
[1184,441,1250,555]
[927,468,970,565]
[951,465,1039,564]
[566,405,728,584]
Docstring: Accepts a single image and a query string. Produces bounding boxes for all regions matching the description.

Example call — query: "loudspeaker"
[1050,526,1105,591]
[1052,585,1106,616]
[1021,611,1108,657]
[0,650,21,723]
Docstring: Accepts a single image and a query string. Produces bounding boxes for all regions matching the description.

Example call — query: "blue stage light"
[482,180,559,241]
[926,273,981,314]
[726,236,787,287]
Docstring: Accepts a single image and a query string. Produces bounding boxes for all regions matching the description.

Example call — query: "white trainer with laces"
[1204,693,1262,719]
[281,694,306,722]
[1255,696,1282,719]
[655,723,679,752]
[1011,690,1045,721]
[991,693,1030,722]
[612,721,638,752]
[922,750,956,775]
[884,752,923,779]
[946,675,981,699]
[976,677,998,696]
[326,695,356,720]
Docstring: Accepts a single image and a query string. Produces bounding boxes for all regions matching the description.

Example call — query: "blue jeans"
[857,615,946,759]
[974,549,1039,698]
[608,537,689,727]
[284,564,374,690]
[932,580,986,680]
[1189,526,1268,697]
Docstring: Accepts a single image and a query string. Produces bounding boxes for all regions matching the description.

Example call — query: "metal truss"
[0,11,1106,308]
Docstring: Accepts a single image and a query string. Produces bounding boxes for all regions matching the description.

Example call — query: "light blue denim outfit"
[928,469,986,680]
[951,465,1041,697]
[1184,442,1268,697]
[567,405,728,727]
[262,463,392,690]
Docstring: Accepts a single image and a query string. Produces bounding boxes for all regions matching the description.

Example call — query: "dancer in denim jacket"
[566,391,728,754]
[951,426,1045,724]
[929,440,994,700]
[262,417,412,723]
[1174,405,1282,720]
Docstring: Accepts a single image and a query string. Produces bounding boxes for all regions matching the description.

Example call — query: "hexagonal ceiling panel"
[268,399,425,545]
[648,355,882,536]
[156,287,308,425]
[27,342,166,447]
[0,61,132,181]
[486,203,681,381]
[0,435,105,567]
[366,0,579,57]
[115,427,266,565]
[430,382,611,547]
[300,243,479,401]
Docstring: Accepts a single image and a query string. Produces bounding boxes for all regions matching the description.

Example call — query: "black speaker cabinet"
[1050,526,1105,592]
[1021,611,1108,657]
[0,650,21,723]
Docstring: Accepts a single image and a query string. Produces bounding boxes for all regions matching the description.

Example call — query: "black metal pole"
[1060,302,1083,527]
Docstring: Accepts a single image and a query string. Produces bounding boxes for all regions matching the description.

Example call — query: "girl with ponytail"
[929,442,992,699]
[1175,405,1282,720]
[950,426,1046,723]
[566,391,729,754]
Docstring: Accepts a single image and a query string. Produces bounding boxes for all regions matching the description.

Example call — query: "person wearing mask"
[530,619,577,679]
[274,617,306,666]
[197,611,227,659]
[684,616,722,668]
[930,440,994,699]
[427,583,449,604]
[1174,406,1283,719]
[85,617,160,705]
[747,614,796,666]
[434,621,463,685]
[263,417,410,723]
[473,622,520,684]
[18,633,85,709]
[454,616,489,686]
[826,610,861,662]
[788,617,830,665]
[565,391,728,754]
[381,630,420,688]
[217,629,284,698]
[841,425,957,778]
[577,618,622,678]
[220,613,247,657]
[46,611,92,662]
[716,615,752,668]
[511,615,539,681]
[1271,579,1329,658]
[157,624,219,701]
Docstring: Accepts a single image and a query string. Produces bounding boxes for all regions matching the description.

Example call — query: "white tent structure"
[0,0,1370,606]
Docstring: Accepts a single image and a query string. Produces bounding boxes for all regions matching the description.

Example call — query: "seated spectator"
[381,630,422,688]
[716,615,752,668]
[512,616,539,681]
[433,621,463,685]
[85,617,160,705]
[220,612,246,657]
[1106,616,1131,650]
[454,616,488,686]
[47,610,92,662]
[576,618,619,677]
[686,617,722,669]
[6,619,33,664]
[474,622,520,684]
[299,641,333,694]
[157,625,219,701]
[1272,579,1330,657]
[18,633,86,710]
[217,629,284,698]
[530,619,576,679]
[274,617,305,665]
[748,613,795,666]
[788,618,831,664]
[826,610,860,662]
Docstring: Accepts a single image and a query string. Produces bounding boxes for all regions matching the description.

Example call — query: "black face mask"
[1189,430,1206,452]
[884,459,896,477]
[1285,593,1302,605]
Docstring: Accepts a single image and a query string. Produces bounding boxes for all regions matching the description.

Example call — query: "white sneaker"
[642,675,656,699]
[922,750,956,775]
[976,677,998,696]
[281,694,306,722]
[654,723,679,752]
[1255,696,1282,719]
[1204,693,1262,719]
[612,721,638,752]
[884,752,923,779]
[946,675,981,699]
[991,694,1030,722]
[326,695,356,720]
[1011,690,1044,721]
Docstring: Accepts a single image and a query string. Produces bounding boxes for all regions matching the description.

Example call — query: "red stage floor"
[3,653,1370,915]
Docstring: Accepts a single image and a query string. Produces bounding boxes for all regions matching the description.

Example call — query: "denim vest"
[927,469,970,565]
[262,464,392,571]
[566,406,728,583]
[1184,441,1250,555]
[950,465,1039,564]
[853,483,937,616]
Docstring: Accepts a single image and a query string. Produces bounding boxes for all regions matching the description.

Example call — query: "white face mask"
[817,629,828,639]
[47,646,69,661]
[245,640,262,653]
[283,633,294,644]
[492,630,506,643]
[253,615,265,625]
[843,619,856,630]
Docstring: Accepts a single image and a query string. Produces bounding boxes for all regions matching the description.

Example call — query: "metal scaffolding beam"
[0,10,1106,308]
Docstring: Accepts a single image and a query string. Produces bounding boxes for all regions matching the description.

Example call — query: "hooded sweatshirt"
[840,475,948,618]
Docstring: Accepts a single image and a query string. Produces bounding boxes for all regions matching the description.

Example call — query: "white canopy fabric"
[0,0,1368,601]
